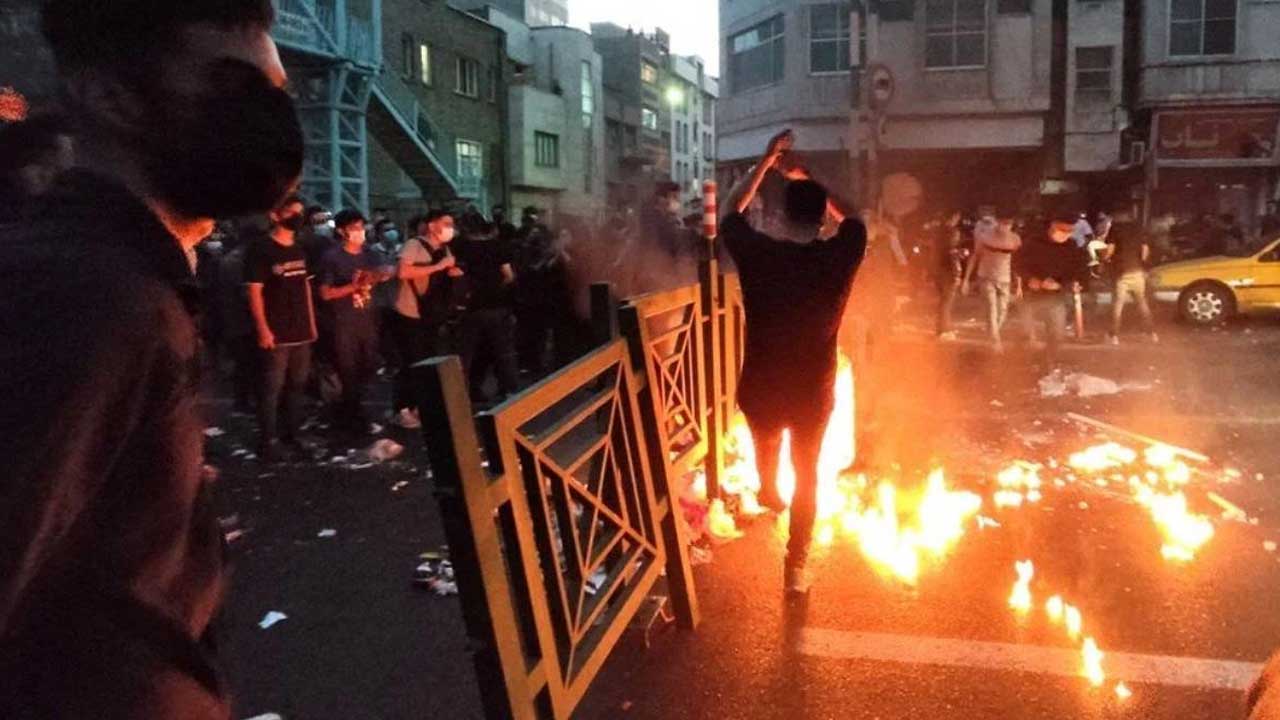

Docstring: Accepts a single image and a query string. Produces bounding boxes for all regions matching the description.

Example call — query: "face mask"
[280,214,306,233]
[137,59,304,219]
[314,223,334,238]
[440,226,456,243]
[383,230,400,244]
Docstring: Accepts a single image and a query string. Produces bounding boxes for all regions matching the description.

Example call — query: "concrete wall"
[1064,0,1126,171]
[509,84,568,190]
[1140,1,1280,105]
[373,0,508,210]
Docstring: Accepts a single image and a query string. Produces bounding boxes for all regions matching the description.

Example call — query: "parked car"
[1149,236,1280,325]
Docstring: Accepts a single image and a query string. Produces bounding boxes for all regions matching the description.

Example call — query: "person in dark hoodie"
[0,1,303,717]
[1015,213,1090,366]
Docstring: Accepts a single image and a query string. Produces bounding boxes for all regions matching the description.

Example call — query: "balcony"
[272,0,380,68]
[1140,60,1280,107]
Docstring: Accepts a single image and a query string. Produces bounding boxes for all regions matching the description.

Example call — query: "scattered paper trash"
[414,556,458,596]
[977,516,1001,530]
[689,545,713,566]
[1038,371,1143,399]
[391,480,410,492]
[258,611,288,629]
[243,714,284,720]
[369,439,405,463]
[203,427,225,438]
[317,529,337,538]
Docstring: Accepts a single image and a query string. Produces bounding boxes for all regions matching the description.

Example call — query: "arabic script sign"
[1155,108,1280,163]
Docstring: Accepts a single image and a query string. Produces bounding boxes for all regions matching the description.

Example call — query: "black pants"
[744,410,826,563]
[258,343,311,445]
[459,307,520,401]
[390,312,441,412]
[229,333,258,410]
[331,315,380,435]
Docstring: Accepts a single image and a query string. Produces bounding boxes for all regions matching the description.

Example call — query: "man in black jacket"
[0,1,303,717]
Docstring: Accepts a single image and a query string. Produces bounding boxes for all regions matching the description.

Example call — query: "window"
[729,15,785,92]
[1170,0,1236,57]
[401,34,415,80]
[641,62,659,84]
[1074,46,1113,106]
[581,61,595,117]
[810,3,853,74]
[455,57,480,97]
[641,107,658,130]
[418,44,432,86]
[456,140,483,197]
[926,0,987,69]
[534,132,559,167]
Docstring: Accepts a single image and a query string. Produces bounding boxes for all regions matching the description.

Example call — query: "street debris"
[369,438,405,462]
[688,544,713,566]
[414,550,458,596]
[258,611,288,629]
[203,426,225,438]
[317,529,337,538]
[391,480,410,492]
[1265,541,1277,553]
[243,714,284,720]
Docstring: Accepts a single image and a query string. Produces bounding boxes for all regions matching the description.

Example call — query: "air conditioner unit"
[1128,141,1146,166]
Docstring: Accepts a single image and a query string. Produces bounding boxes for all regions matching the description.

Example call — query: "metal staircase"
[367,71,461,201]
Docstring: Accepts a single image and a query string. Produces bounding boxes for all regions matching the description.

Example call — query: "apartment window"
[1170,0,1236,57]
[456,140,484,195]
[418,44,432,86]
[1074,46,1114,106]
[581,61,595,116]
[455,57,480,97]
[926,0,987,69]
[534,132,559,168]
[810,3,853,74]
[729,15,785,92]
[642,107,658,130]
[401,34,415,80]
[641,62,659,84]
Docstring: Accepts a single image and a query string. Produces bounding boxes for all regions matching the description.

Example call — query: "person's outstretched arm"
[722,129,794,222]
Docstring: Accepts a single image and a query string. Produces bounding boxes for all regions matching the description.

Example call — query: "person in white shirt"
[963,208,1022,351]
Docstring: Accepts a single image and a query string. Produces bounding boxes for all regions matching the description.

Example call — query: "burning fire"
[1008,560,1034,615]
[1081,637,1106,687]
[718,355,983,585]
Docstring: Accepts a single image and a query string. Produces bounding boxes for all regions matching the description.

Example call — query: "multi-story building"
[368,0,508,217]
[667,54,719,205]
[594,23,675,211]
[471,5,607,224]
[456,0,568,27]
[1133,0,1280,233]
[719,1,1059,214]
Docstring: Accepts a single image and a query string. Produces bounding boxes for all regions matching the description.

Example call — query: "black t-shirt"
[457,238,515,310]
[1108,224,1147,274]
[1016,239,1088,295]
[244,235,316,345]
[723,212,867,426]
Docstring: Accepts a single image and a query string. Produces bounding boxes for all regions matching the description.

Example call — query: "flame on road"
[1009,560,1034,615]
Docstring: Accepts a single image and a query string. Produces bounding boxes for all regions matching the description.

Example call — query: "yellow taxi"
[1150,236,1280,325]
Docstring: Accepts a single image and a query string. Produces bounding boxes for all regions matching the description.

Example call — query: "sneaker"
[938,331,958,341]
[394,408,422,429]
[784,559,812,595]
[1107,335,1120,346]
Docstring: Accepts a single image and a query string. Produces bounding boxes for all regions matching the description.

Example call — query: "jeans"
[744,412,826,564]
[1112,271,1154,336]
[258,343,311,445]
[459,307,520,401]
[981,278,1012,342]
[390,312,441,413]
[331,314,380,435]
[1019,294,1068,362]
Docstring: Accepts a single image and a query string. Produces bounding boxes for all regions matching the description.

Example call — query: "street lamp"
[665,86,685,108]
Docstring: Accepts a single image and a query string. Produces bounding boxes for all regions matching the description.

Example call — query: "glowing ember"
[1114,682,1132,700]
[1008,560,1034,615]
[1046,595,1064,624]
[1064,604,1083,641]
[1132,485,1214,562]
[1068,442,1137,473]
[706,499,744,542]
[1081,637,1106,687]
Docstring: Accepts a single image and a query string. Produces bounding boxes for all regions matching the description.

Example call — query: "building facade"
[369,0,509,217]
[594,23,676,211]
[667,54,719,205]
[1135,0,1280,234]
[456,0,568,26]
[474,5,607,224]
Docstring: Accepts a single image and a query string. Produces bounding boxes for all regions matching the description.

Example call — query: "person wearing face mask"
[0,1,303,717]
[318,210,393,444]
[246,196,318,462]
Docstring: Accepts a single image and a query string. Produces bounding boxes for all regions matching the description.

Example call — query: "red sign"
[1155,107,1280,163]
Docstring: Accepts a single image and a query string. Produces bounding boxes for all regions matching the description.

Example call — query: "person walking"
[964,208,1022,352]
[1016,215,1091,366]
[318,210,392,443]
[935,211,968,340]
[721,130,866,594]
[0,1,303,715]
[1104,217,1159,345]
[246,196,318,462]
[456,222,520,404]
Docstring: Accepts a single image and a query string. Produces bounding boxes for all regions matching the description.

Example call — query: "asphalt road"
[210,303,1280,720]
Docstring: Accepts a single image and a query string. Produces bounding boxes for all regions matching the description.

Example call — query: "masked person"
[0,2,303,717]
[720,130,867,594]
[246,196,318,462]
[1103,216,1158,346]
[455,221,519,405]
[318,210,392,444]
[1016,215,1090,366]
